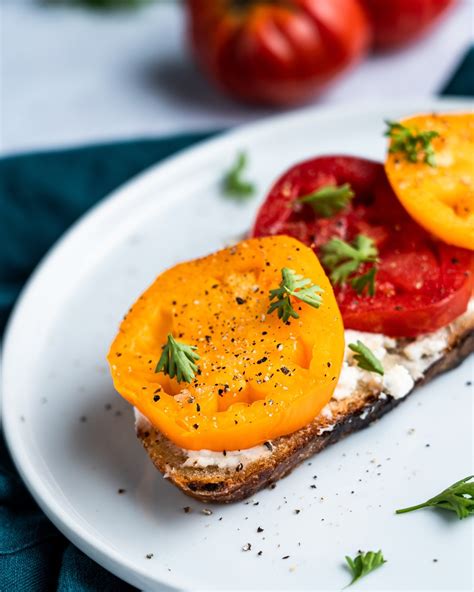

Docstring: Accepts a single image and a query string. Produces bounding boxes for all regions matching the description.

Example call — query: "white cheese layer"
[134,408,272,470]
[329,298,474,401]
[332,323,453,401]
[135,300,473,469]
[182,446,272,469]
[382,365,414,400]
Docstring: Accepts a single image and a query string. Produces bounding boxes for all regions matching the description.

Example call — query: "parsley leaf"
[297,183,354,217]
[321,234,378,293]
[348,340,384,375]
[351,267,377,297]
[385,120,439,167]
[222,151,256,200]
[345,550,386,586]
[396,475,474,519]
[155,334,200,383]
[268,268,324,323]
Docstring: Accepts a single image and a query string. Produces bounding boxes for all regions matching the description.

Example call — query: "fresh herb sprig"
[297,183,354,217]
[155,334,200,383]
[385,120,439,167]
[222,151,256,200]
[345,550,386,587]
[348,341,384,375]
[268,268,324,323]
[321,234,378,296]
[396,476,474,519]
[351,267,377,297]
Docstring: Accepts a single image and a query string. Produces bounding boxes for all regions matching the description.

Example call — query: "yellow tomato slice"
[108,236,344,451]
[385,113,474,250]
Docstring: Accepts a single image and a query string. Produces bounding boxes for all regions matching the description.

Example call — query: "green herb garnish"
[155,334,200,383]
[345,550,386,587]
[222,151,256,200]
[321,234,378,294]
[268,268,324,323]
[385,120,439,167]
[297,183,354,217]
[348,340,384,375]
[351,266,377,297]
[396,476,474,519]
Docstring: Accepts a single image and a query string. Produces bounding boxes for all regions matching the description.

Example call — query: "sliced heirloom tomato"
[385,113,474,251]
[108,236,344,451]
[252,156,473,337]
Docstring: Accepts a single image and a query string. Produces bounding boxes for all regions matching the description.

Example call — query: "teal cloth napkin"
[0,133,214,334]
[441,46,474,96]
[0,49,472,591]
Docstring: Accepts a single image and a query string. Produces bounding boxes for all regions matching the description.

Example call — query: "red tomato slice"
[252,156,473,337]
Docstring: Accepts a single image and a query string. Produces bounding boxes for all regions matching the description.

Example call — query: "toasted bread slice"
[135,304,474,503]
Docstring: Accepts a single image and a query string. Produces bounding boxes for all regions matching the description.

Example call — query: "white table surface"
[1,0,474,156]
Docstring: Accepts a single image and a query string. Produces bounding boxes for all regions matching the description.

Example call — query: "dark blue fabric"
[440,46,474,96]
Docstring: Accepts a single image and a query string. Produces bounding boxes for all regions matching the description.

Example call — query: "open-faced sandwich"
[108,113,474,502]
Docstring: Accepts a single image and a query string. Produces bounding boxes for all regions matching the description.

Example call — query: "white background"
[1,0,474,155]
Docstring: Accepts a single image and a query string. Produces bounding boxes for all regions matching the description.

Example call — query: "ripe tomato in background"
[187,0,371,105]
[361,0,456,50]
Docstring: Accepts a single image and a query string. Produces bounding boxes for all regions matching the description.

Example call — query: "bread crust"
[136,327,474,503]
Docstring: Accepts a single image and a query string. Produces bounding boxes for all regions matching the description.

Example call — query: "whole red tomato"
[362,0,456,49]
[187,0,371,105]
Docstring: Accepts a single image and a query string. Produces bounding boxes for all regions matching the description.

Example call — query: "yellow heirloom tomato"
[108,236,344,451]
[385,113,474,250]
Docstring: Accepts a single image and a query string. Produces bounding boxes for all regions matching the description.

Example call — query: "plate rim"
[2,98,472,591]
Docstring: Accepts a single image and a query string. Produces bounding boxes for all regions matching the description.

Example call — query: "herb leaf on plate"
[396,475,474,519]
[345,550,386,586]
[222,151,256,200]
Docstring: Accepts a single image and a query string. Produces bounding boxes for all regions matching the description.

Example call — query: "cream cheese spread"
[135,300,473,469]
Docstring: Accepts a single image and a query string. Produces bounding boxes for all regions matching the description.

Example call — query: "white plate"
[3,100,473,592]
